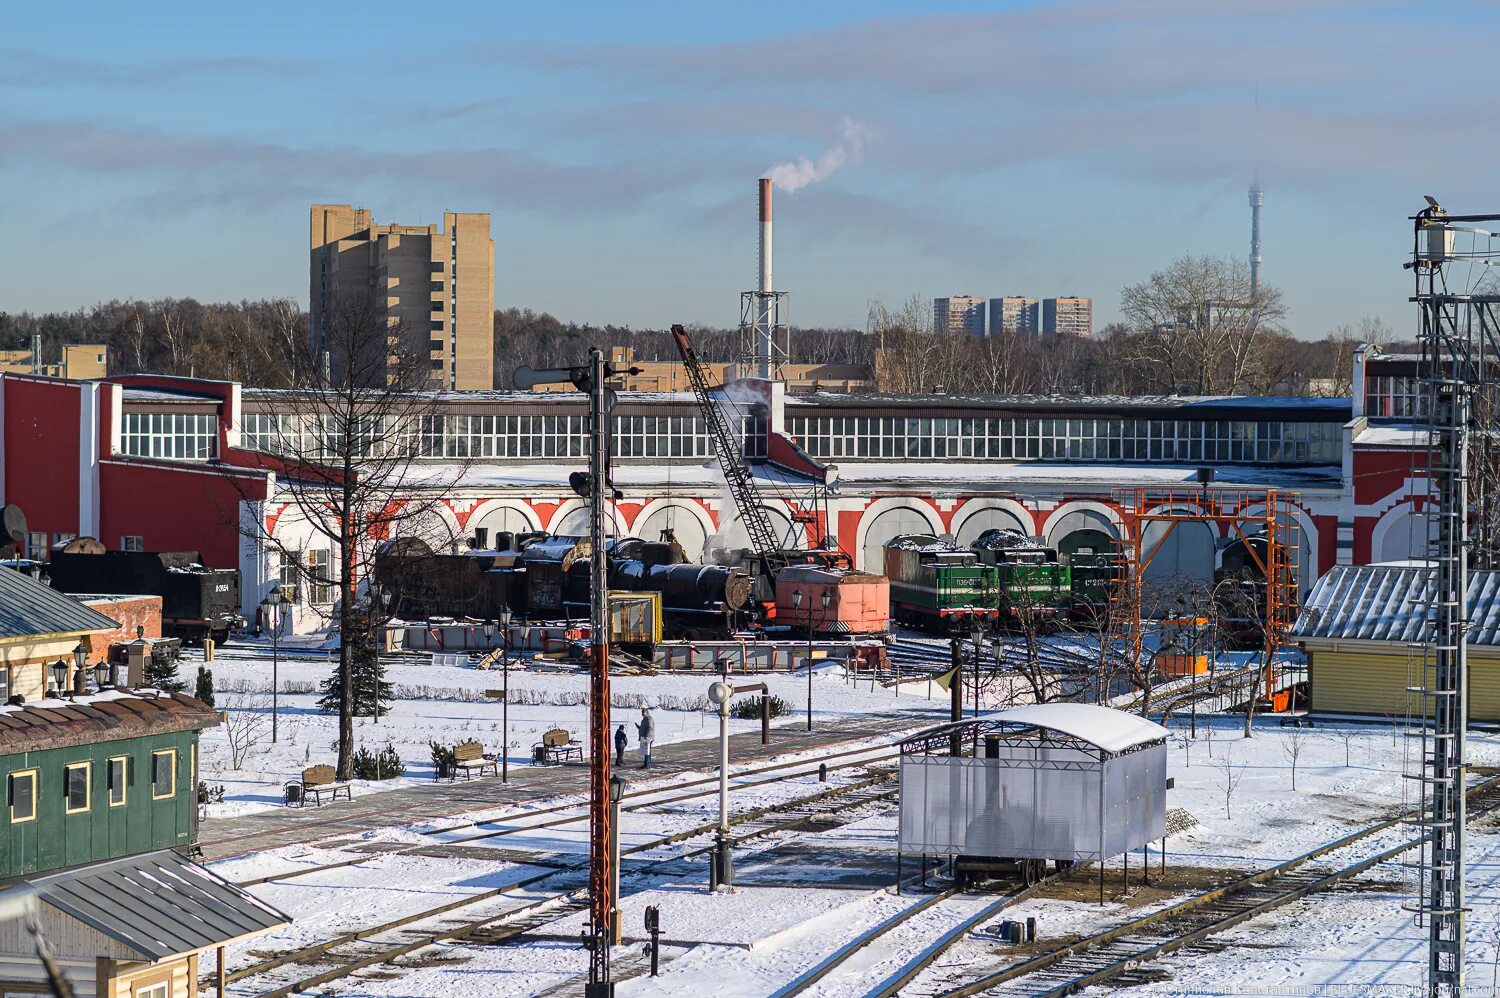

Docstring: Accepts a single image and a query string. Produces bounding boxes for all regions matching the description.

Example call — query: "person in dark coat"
[614,724,628,766]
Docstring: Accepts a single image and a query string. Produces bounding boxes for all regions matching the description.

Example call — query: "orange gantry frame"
[1106,486,1301,700]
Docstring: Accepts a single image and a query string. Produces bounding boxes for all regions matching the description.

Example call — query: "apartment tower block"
[933,296,987,336]
[310,204,495,390]
[989,296,1040,335]
[1042,296,1093,338]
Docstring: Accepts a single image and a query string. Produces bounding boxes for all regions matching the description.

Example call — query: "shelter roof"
[899,704,1169,756]
[8,849,288,960]
[991,703,1170,754]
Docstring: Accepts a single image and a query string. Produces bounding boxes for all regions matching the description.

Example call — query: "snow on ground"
[195,645,950,817]
[203,641,1500,997]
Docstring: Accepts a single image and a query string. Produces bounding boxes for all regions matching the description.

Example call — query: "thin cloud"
[0,48,311,87]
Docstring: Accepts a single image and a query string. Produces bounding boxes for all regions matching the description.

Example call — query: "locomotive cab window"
[151,749,176,800]
[64,763,90,814]
[7,770,37,823]
[108,756,129,807]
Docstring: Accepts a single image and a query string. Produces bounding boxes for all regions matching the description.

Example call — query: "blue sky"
[3,1,1494,337]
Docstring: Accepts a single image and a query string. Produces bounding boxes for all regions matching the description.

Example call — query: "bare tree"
[1215,751,1247,820]
[1280,726,1307,790]
[1329,725,1361,767]
[232,291,468,779]
[220,692,273,770]
[1120,255,1287,395]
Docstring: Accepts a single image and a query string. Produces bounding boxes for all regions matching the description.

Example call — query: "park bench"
[452,740,499,780]
[284,764,352,807]
[532,728,583,765]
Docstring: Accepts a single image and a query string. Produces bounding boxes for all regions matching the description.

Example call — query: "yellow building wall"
[1308,645,1500,722]
[1,632,98,701]
[103,953,195,998]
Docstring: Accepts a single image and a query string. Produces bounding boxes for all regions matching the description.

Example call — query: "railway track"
[215,768,900,996]
[231,742,900,888]
[887,774,1500,998]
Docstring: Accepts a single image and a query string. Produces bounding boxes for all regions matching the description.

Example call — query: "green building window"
[151,749,176,801]
[64,763,90,814]
[7,770,37,823]
[108,756,129,807]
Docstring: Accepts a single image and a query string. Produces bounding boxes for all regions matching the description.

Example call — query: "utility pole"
[514,349,639,998]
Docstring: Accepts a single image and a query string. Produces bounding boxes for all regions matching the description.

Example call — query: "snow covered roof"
[1291,563,1500,646]
[1354,424,1433,448]
[991,703,1169,753]
[789,391,1351,417]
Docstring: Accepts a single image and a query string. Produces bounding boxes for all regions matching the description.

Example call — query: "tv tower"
[1249,175,1264,296]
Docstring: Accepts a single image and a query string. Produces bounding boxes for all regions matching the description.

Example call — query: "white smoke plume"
[765,118,869,194]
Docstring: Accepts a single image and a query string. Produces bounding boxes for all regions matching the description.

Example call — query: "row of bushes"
[213,676,716,711]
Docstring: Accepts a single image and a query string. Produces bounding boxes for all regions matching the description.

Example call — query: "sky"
[3,1,1498,338]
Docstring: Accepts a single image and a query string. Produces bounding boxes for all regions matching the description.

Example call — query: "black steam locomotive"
[373,531,756,639]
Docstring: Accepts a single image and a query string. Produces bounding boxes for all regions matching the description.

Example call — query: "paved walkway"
[198,706,934,861]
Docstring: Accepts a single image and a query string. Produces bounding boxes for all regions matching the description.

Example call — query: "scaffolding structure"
[1404,200,1500,997]
[1106,486,1300,701]
[740,289,790,381]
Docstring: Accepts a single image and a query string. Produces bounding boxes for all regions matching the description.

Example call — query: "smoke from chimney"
[764,118,868,194]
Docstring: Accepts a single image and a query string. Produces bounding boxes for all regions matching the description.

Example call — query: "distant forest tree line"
[0,255,1403,397]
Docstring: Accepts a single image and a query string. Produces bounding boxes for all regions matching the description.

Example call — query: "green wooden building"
[1,690,218,880]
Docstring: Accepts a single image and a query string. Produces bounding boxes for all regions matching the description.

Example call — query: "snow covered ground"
[194,644,950,817]
[196,641,1500,997]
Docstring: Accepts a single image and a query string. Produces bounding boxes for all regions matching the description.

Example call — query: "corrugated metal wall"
[1309,648,1500,722]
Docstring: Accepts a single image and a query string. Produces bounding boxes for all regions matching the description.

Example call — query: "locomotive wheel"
[1022,859,1046,886]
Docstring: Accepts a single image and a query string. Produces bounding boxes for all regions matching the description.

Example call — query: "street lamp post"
[260,592,285,743]
[71,642,88,698]
[495,610,513,783]
[707,680,733,889]
[791,590,810,730]
[609,774,624,943]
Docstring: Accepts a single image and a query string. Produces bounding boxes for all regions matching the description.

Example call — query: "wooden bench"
[532,728,583,765]
[284,764,352,807]
[451,740,499,780]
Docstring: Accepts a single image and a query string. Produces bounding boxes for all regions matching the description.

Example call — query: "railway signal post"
[515,349,639,997]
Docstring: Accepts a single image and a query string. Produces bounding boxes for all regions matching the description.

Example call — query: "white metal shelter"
[897,704,1169,864]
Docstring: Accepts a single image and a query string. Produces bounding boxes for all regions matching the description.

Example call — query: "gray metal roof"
[21,850,287,960]
[1292,563,1500,646]
[0,567,118,639]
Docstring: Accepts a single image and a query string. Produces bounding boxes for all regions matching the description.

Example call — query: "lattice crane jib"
[671,324,786,573]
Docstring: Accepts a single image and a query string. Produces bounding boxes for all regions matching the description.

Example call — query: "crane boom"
[671,324,786,573]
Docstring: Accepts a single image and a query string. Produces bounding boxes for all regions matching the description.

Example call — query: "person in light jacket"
[614,724,628,766]
[637,708,656,768]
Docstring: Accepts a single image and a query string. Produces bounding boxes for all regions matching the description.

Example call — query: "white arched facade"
[1236,503,1321,594]
[1043,501,1123,559]
[855,499,945,573]
[714,503,804,555]
[631,499,715,561]
[467,499,542,547]
[1371,501,1434,564]
[951,499,1035,546]
[550,499,624,537]
[1140,519,1217,585]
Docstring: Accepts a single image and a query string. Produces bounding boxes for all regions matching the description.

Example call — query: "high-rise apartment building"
[310,204,495,390]
[1042,296,1093,338]
[933,296,987,336]
[988,296,1040,335]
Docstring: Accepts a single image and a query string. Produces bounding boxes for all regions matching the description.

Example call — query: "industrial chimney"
[759,177,773,297]
[740,179,789,380]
